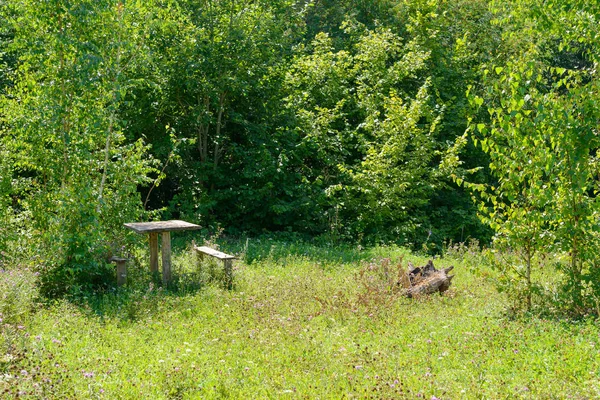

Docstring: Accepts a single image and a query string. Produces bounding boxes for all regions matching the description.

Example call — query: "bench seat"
[193,245,236,289]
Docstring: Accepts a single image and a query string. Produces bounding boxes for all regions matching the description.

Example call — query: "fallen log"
[404,260,454,298]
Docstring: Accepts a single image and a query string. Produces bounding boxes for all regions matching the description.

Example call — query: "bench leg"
[116,260,127,286]
[224,259,233,290]
[196,249,205,265]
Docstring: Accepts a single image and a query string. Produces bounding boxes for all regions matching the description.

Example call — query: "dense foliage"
[1,0,599,311]
[0,0,497,244]
[466,0,600,313]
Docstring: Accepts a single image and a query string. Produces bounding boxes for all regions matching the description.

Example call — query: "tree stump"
[404,260,454,297]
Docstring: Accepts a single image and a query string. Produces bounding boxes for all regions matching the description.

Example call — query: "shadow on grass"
[158,230,417,268]
[78,277,227,324]
[64,236,417,323]
[74,248,232,323]
[222,237,413,267]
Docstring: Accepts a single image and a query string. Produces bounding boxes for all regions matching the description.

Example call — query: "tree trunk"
[213,91,226,171]
[197,95,210,162]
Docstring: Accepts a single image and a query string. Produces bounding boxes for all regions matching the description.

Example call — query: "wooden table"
[124,220,201,285]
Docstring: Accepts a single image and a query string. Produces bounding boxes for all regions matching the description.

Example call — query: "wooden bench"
[193,245,236,289]
[110,256,128,287]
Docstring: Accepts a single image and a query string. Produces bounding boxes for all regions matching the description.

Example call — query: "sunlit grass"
[1,240,599,399]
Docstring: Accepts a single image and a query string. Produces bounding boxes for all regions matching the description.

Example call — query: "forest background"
[1,0,600,310]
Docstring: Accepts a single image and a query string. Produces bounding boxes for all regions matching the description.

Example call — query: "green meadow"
[2,240,599,399]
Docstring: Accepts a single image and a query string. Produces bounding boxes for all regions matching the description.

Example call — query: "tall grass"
[1,239,599,398]
[0,266,39,325]
[1,266,39,377]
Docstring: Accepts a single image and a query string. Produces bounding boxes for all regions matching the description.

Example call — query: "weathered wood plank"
[116,260,127,286]
[194,246,236,260]
[124,220,201,234]
[109,256,127,287]
[162,232,172,285]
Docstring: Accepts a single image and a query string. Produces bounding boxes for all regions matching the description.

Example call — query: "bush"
[37,259,115,300]
[557,266,600,319]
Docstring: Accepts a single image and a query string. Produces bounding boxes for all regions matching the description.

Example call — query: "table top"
[124,220,201,234]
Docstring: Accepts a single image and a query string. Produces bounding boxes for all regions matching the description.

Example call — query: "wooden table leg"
[162,231,171,286]
[149,232,159,274]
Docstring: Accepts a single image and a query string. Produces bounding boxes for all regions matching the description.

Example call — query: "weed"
[0,267,39,325]
[354,257,409,311]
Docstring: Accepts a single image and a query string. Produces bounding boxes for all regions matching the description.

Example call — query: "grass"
[1,239,599,399]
